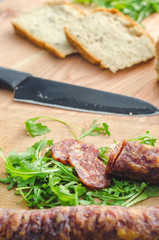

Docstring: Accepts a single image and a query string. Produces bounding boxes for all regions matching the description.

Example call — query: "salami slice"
[106,140,159,183]
[51,139,80,165]
[0,205,159,240]
[68,142,110,189]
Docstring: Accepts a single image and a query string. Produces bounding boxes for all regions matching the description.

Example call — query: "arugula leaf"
[7,150,31,165]
[74,0,159,23]
[25,118,51,137]
[0,176,16,190]
[49,177,84,206]
[99,146,111,164]
[78,118,110,140]
[29,186,46,206]
[49,158,80,182]
[129,131,157,146]
[122,185,159,207]
[4,160,56,180]
[25,116,78,138]
[25,116,111,142]
[17,177,36,188]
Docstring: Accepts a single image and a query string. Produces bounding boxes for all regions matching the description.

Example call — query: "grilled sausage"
[0,205,159,239]
[106,140,159,183]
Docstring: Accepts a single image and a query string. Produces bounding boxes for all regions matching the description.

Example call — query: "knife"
[0,66,158,116]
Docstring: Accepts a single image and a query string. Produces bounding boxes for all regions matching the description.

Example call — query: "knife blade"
[0,66,158,115]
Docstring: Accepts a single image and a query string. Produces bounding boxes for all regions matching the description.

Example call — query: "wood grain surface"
[0,0,159,210]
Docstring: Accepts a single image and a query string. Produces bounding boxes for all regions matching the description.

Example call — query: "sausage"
[0,205,159,239]
[51,139,81,165]
[106,140,159,183]
[51,139,109,189]
[68,142,110,189]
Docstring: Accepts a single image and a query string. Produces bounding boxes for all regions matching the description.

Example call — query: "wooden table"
[0,0,159,210]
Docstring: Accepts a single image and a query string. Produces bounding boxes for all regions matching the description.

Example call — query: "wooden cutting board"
[0,0,159,210]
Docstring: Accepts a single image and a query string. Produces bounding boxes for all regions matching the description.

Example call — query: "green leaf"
[99,146,111,164]
[17,177,36,188]
[78,118,110,140]
[49,176,77,205]
[5,161,47,180]
[25,117,51,137]
[7,150,31,165]
[123,185,159,207]
[50,158,80,182]
[152,3,159,12]
[31,186,46,205]
[0,176,16,190]
[129,131,157,146]
[25,116,111,140]
[25,116,78,138]
[74,183,87,197]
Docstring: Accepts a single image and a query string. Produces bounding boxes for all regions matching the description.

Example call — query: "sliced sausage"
[106,140,159,183]
[0,205,159,239]
[68,142,110,189]
[51,139,80,165]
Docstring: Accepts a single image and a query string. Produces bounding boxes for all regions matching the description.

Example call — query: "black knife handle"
[0,67,31,91]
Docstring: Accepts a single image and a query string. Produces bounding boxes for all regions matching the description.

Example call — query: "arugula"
[99,146,111,164]
[0,139,86,208]
[86,179,148,206]
[25,116,78,138]
[25,116,111,140]
[77,118,110,140]
[74,0,159,23]
[121,185,159,207]
[129,131,157,146]
[49,177,86,206]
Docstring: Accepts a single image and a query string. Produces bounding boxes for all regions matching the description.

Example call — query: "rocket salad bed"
[0,117,159,208]
[74,0,159,23]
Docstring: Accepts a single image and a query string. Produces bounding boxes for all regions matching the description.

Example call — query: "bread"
[12,2,84,58]
[65,8,155,72]
[155,38,159,80]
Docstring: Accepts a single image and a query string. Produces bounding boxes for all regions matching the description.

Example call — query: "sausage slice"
[68,142,110,189]
[51,139,80,165]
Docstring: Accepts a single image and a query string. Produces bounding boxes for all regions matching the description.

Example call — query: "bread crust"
[65,7,155,71]
[12,21,66,58]
[155,38,159,80]
[12,1,85,58]
[65,27,101,65]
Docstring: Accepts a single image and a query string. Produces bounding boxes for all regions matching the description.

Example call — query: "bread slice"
[155,38,159,80]
[12,2,84,58]
[65,8,155,72]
